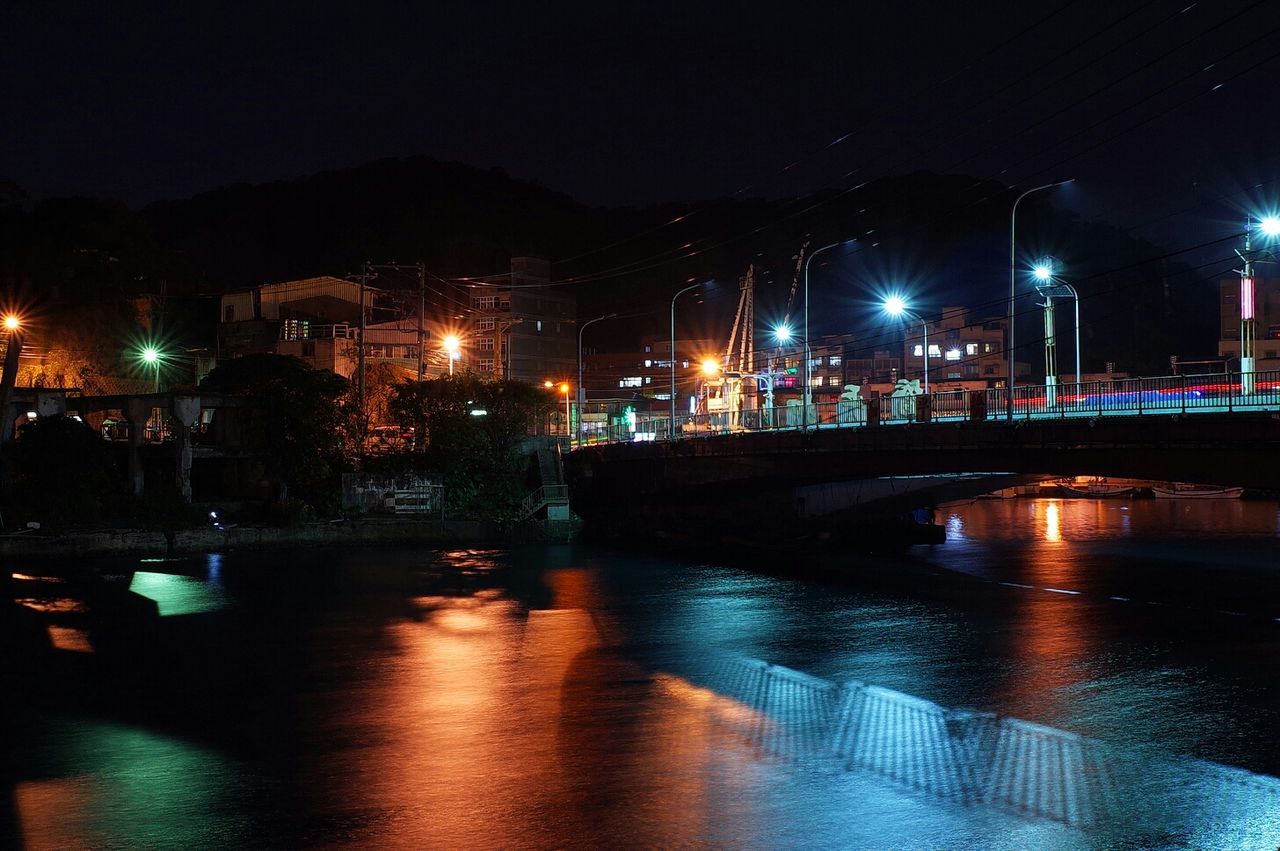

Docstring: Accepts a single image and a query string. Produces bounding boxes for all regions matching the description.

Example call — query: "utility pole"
[355,264,372,439]
[417,263,426,382]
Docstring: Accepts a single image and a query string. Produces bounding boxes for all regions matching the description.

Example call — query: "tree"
[388,375,551,520]
[8,415,115,529]
[200,354,351,512]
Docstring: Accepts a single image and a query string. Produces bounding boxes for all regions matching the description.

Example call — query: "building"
[900,307,1018,388]
[1219,274,1280,372]
[461,257,576,384]
[583,335,721,400]
[218,276,425,379]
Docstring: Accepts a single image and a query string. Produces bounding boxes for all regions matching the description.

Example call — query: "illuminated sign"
[1241,277,1255,320]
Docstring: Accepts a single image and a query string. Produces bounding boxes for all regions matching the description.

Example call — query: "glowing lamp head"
[1259,216,1280,238]
[2,315,20,331]
[774,325,793,343]
[1033,264,1053,282]
[882,295,907,317]
[141,346,160,364]
[443,335,460,355]
[700,359,721,376]
[543,380,554,389]
[558,382,569,394]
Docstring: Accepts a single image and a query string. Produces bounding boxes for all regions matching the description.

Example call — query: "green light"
[141,346,160,364]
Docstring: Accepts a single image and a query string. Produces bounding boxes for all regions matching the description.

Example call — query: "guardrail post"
[1180,374,1186,415]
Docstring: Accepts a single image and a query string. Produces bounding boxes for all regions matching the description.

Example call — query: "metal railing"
[572,370,1280,447]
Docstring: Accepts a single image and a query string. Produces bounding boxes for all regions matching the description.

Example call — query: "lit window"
[945,349,961,361]
[644,345,652,353]
[477,337,495,351]
[619,376,643,388]
[983,343,994,353]
[927,344,942,358]
[965,343,978,356]
[474,296,496,310]
[828,356,842,367]
[644,376,652,384]
[477,318,495,331]
[913,345,924,357]
[813,375,825,387]
[644,359,652,367]
[536,320,543,332]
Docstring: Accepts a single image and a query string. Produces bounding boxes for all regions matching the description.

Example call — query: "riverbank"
[0,517,501,560]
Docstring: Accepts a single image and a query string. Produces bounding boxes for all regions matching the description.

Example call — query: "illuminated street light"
[700,358,721,376]
[443,334,461,376]
[1008,178,1074,419]
[882,295,929,393]
[137,344,164,392]
[3,315,20,331]
[1237,215,1280,394]
[558,382,571,436]
[1032,257,1081,401]
[774,324,793,343]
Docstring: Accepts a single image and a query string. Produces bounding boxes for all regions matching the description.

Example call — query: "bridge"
[564,371,1280,544]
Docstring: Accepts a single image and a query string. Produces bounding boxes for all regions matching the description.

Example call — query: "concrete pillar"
[123,396,152,497]
[171,396,200,503]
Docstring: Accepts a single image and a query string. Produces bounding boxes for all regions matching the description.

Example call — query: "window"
[477,337,495,351]
[828,355,842,367]
[644,376,652,384]
[913,345,924,357]
[477,317,495,331]
[498,298,510,310]
[813,375,825,387]
[644,359,652,367]
[474,296,496,310]
[965,343,978,356]
[983,343,995,353]
[536,320,543,332]
[945,349,962,361]
[948,372,961,379]
[619,376,643,388]
[478,359,494,372]
[927,344,942,358]
[984,365,997,375]
[644,345,652,353]
[224,305,235,322]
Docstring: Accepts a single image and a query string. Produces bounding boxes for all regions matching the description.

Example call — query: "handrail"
[570,370,1280,448]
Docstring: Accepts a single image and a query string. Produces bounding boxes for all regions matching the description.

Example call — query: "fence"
[570,370,1280,447]
[687,655,1280,840]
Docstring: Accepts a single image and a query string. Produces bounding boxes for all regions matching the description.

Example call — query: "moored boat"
[1152,483,1243,499]
[1058,477,1134,498]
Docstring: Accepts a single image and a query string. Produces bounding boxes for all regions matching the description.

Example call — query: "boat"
[1152,483,1243,499]
[1058,477,1134,498]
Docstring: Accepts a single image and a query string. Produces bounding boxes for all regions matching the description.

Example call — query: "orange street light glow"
[3,315,20,331]
[558,382,570,394]
[700,358,721,376]
[443,335,461,354]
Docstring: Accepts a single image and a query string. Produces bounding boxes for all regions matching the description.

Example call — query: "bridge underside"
[565,413,1280,545]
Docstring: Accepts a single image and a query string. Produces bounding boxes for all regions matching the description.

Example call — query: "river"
[4,498,1279,848]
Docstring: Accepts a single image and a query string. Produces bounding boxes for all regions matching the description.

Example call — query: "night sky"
[4,0,1280,250]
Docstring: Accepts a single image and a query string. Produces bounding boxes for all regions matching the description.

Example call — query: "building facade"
[900,308,1016,388]
[462,257,577,384]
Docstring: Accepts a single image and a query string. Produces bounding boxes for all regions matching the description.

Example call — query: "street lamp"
[882,296,929,393]
[1008,179,1074,419]
[559,382,571,437]
[1237,215,1280,394]
[139,345,162,392]
[3,315,20,332]
[1032,257,1081,405]
[803,240,855,431]
[669,281,706,438]
[578,312,618,447]
[442,335,461,376]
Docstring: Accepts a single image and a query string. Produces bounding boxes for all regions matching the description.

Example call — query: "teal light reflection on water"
[15,720,251,848]
[128,571,228,616]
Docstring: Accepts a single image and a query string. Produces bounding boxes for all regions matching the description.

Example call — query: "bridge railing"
[571,370,1280,446]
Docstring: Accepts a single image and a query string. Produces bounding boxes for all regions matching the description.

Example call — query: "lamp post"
[669,282,704,439]
[1033,259,1081,404]
[559,382,571,437]
[141,345,161,392]
[1237,215,1280,395]
[803,240,853,431]
[0,314,23,442]
[1008,179,1073,419]
[443,335,460,376]
[577,312,617,447]
[882,295,929,393]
